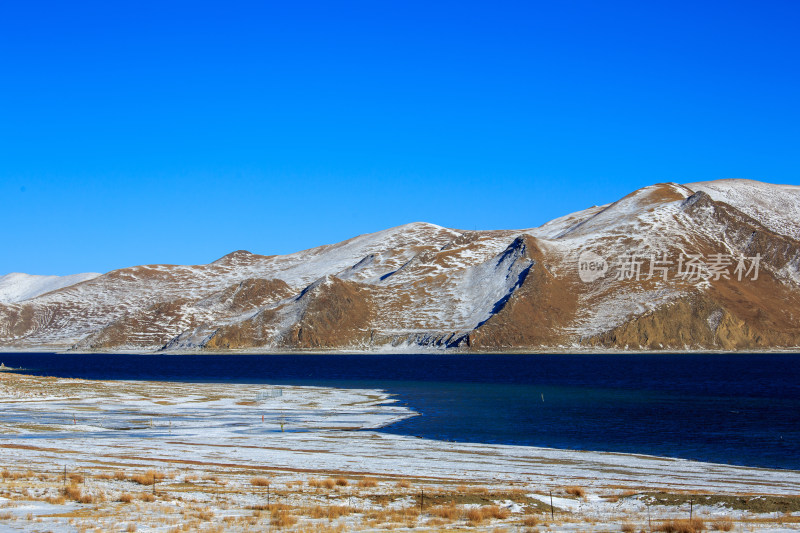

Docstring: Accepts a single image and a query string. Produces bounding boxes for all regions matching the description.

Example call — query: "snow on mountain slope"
[687,179,800,240]
[0,223,463,348]
[368,230,528,332]
[521,183,699,338]
[0,272,100,303]
[527,204,608,239]
[265,222,461,287]
[545,183,693,241]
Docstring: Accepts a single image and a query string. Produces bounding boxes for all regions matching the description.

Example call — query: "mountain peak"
[211,250,267,266]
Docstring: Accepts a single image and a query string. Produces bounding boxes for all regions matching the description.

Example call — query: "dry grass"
[363,506,420,523]
[271,510,298,527]
[196,509,214,521]
[305,504,354,520]
[130,470,166,486]
[250,476,270,487]
[466,507,484,523]
[565,486,586,498]
[357,478,378,488]
[119,493,134,503]
[522,515,539,527]
[429,504,460,520]
[63,484,86,502]
[139,492,156,502]
[466,505,510,523]
[711,516,734,531]
[396,480,411,489]
[334,477,349,487]
[308,478,334,489]
[456,484,490,495]
[656,518,705,533]
[621,522,637,533]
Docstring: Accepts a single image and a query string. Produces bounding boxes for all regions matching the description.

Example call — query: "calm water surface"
[1,352,798,470]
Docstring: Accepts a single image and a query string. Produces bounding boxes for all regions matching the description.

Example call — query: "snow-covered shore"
[0,373,798,531]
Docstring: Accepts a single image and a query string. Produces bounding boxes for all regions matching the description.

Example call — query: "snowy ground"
[0,372,798,532]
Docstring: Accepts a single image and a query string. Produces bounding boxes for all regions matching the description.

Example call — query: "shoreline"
[1,373,799,530]
[3,346,800,355]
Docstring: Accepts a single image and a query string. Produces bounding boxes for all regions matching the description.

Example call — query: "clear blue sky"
[2,1,798,275]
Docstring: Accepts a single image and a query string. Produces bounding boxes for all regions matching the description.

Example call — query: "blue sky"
[1,1,798,275]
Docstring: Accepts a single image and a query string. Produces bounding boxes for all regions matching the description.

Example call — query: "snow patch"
[0,272,100,303]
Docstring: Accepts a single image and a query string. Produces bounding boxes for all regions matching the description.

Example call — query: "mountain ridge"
[2,179,799,353]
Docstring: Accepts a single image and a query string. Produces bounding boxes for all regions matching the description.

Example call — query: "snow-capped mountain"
[1,179,798,352]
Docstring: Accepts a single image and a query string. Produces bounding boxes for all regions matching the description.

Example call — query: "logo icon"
[577,251,607,282]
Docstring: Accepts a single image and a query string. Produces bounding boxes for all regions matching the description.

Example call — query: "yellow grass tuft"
[466,507,484,523]
[130,470,165,486]
[250,476,270,487]
[656,518,705,533]
[271,510,298,527]
[308,477,339,489]
[565,486,586,498]
[429,504,460,520]
[306,504,354,520]
[63,484,84,502]
[466,505,510,523]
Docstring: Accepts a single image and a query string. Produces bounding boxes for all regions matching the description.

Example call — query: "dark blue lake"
[1,352,798,470]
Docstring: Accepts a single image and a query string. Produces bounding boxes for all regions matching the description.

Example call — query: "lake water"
[1,352,798,470]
